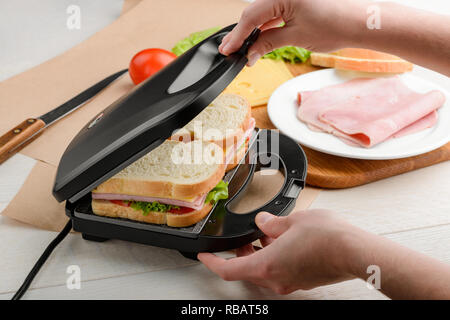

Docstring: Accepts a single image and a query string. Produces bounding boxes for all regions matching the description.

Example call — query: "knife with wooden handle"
[0,69,128,165]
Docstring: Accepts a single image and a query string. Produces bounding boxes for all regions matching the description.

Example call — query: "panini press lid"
[53,24,260,203]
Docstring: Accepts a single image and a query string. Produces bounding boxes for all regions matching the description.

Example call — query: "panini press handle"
[225,130,307,233]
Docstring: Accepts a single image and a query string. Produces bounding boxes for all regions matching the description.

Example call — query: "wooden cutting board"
[252,63,450,189]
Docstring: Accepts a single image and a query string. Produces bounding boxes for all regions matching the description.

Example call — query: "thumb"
[246,27,295,66]
[255,212,291,239]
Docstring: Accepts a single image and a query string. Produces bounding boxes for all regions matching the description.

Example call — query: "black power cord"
[11,220,73,300]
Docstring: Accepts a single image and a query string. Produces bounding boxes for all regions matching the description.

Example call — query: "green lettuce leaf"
[263,46,311,64]
[128,201,179,216]
[172,26,311,64]
[172,26,222,56]
[205,180,229,205]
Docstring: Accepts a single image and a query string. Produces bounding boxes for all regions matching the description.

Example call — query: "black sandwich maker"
[53,24,308,259]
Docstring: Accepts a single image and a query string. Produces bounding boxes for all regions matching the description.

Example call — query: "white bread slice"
[171,93,252,151]
[92,199,213,227]
[92,140,226,200]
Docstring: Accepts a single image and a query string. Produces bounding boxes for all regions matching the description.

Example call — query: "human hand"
[198,209,364,294]
[219,0,369,66]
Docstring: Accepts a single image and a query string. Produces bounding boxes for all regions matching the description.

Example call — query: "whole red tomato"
[129,48,177,85]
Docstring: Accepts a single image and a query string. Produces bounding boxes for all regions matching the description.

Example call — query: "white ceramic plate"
[267,69,450,160]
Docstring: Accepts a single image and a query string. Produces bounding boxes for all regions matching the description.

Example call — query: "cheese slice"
[223,59,293,107]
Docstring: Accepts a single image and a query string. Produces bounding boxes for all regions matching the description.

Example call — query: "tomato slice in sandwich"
[110,200,130,207]
[168,206,196,214]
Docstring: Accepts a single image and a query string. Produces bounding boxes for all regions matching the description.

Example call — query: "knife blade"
[0,68,128,165]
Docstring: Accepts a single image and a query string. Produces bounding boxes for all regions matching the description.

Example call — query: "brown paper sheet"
[4,162,67,231]
[0,0,322,231]
[0,0,248,167]
[22,75,134,167]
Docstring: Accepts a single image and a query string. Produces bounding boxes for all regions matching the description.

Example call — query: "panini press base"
[53,25,307,259]
[67,129,307,259]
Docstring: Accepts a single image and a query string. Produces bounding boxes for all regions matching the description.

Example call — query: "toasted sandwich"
[91,140,227,227]
[91,93,254,227]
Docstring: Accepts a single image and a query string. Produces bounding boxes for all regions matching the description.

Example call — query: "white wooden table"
[0,0,449,300]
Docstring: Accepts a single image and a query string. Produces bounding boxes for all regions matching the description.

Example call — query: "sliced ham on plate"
[297,76,445,148]
[392,110,438,138]
[298,78,386,134]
